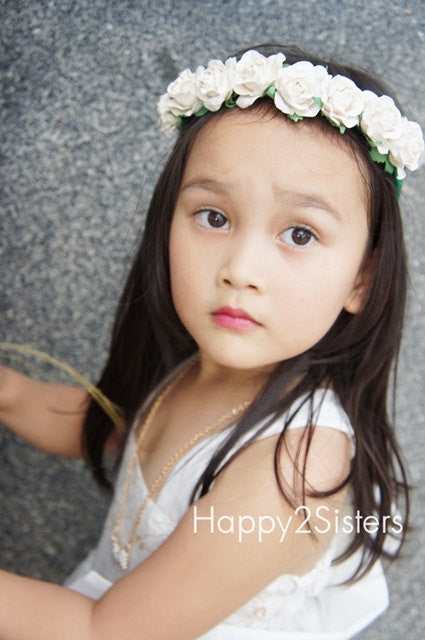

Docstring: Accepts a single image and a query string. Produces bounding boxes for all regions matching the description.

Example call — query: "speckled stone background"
[0,1,424,637]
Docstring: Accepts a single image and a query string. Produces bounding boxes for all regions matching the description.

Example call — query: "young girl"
[0,44,423,639]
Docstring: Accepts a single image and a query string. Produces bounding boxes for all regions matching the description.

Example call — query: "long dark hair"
[82,44,410,581]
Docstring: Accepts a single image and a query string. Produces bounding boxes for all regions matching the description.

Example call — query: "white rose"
[273,61,328,118]
[228,50,286,108]
[195,60,233,112]
[360,91,405,155]
[165,68,202,117]
[389,119,424,179]
[157,93,180,132]
[321,75,364,128]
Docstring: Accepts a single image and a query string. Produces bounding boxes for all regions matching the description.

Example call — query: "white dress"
[65,367,389,639]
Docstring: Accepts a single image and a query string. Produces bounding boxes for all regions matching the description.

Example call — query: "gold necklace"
[111,361,251,570]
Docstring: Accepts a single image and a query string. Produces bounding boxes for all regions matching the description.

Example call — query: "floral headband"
[157,50,424,194]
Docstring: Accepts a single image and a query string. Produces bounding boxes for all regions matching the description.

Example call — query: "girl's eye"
[195,209,230,229]
[280,226,316,247]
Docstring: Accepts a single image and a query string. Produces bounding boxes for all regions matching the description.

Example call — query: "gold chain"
[111,360,251,570]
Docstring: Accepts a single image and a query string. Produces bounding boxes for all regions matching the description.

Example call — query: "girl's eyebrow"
[181,177,342,222]
[276,189,343,222]
[180,177,231,194]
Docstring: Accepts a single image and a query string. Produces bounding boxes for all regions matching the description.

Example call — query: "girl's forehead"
[188,108,356,170]
[182,109,368,212]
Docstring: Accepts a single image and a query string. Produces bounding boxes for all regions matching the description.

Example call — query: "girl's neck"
[193,351,275,398]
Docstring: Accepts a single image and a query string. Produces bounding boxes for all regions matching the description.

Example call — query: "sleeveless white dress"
[65,365,389,639]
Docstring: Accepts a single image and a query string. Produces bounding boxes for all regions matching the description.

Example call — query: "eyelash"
[279,225,317,248]
[194,208,317,247]
[195,208,230,229]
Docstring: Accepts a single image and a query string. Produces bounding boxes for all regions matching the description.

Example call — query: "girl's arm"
[0,426,351,640]
[0,364,94,457]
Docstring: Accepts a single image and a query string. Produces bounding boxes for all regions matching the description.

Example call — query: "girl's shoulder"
[258,387,354,441]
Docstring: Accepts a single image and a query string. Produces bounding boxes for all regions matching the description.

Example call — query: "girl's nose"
[217,232,266,292]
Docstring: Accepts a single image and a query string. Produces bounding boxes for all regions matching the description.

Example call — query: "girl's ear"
[344,255,375,315]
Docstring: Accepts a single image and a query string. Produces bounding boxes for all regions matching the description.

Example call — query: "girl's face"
[169,110,370,374]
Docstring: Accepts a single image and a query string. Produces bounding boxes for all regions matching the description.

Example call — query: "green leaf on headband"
[313,96,323,108]
[384,158,397,175]
[195,106,209,117]
[224,96,237,109]
[369,147,395,174]
[339,124,346,134]
[265,84,276,99]
[394,177,403,198]
[369,147,385,163]
[325,117,342,131]
[288,113,303,122]
[368,147,403,198]
[177,115,185,132]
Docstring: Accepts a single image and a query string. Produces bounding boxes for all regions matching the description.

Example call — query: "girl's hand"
[0,363,8,400]
[0,365,90,457]
[0,364,18,411]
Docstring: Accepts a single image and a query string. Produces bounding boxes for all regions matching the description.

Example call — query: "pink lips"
[212,306,260,331]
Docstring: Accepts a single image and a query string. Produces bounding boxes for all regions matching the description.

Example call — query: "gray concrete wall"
[1,1,424,637]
